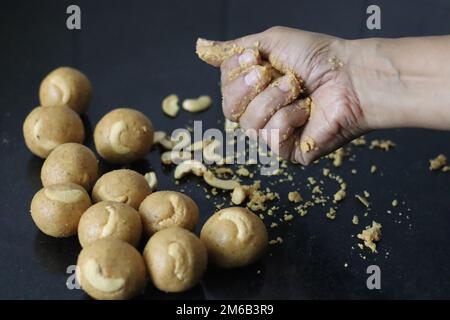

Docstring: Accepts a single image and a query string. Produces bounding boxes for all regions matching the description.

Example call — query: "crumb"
[357,221,382,253]
[269,237,284,245]
[288,191,302,203]
[270,222,278,228]
[326,207,336,220]
[392,199,398,207]
[334,189,346,202]
[355,194,370,208]
[344,263,348,268]
[370,139,396,151]
[352,215,359,225]
[300,136,316,153]
[363,190,370,198]
[322,168,330,176]
[307,177,316,185]
[283,214,294,221]
[370,165,377,173]
[351,136,367,146]
[429,154,447,171]
[351,169,357,175]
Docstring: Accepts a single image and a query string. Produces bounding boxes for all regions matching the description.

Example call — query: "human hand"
[197,26,367,165]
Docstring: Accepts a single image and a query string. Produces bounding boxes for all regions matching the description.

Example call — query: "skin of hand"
[197,27,450,165]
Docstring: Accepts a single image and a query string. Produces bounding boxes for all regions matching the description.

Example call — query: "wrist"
[345,37,450,130]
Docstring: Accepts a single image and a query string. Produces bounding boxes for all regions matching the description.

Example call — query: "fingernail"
[238,49,257,67]
[244,68,262,87]
[277,75,295,92]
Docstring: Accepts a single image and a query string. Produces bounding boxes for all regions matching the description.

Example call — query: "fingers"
[220,48,261,86]
[289,97,350,165]
[221,64,272,121]
[239,72,301,131]
[196,31,274,66]
[259,98,310,158]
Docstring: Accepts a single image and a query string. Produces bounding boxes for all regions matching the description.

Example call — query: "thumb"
[196,32,270,67]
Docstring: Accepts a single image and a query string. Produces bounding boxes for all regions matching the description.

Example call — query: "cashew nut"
[153,131,167,144]
[174,160,207,179]
[172,131,191,150]
[109,121,130,154]
[96,185,129,204]
[168,241,191,280]
[186,140,210,152]
[218,210,251,242]
[161,151,192,165]
[162,94,180,117]
[231,186,248,205]
[144,172,158,192]
[157,194,185,228]
[159,137,175,150]
[101,205,119,237]
[203,170,239,190]
[83,258,125,293]
[44,187,84,203]
[49,76,71,105]
[33,119,58,150]
[202,139,224,164]
[182,95,212,113]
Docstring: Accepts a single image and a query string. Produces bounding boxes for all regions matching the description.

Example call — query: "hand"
[197,26,368,165]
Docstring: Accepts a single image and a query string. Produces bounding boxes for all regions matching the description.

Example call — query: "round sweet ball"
[41,143,98,190]
[39,66,92,114]
[94,108,154,164]
[143,227,207,293]
[200,207,268,268]
[30,183,91,237]
[92,169,151,209]
[138,191,199,237]
[23,105,85,158]
[78,201,142,248]
[76,239,147,300]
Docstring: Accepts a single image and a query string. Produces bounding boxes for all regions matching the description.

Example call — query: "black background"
[1,0,450,299]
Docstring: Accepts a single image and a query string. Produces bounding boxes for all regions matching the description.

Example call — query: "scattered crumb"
[269,237,284,245]
[392,199,398,207]
[355,194,370,208]
[429,154,447,171]
[370,139,396,151]
[326,207,336,220]
[352,215,359,225]
[333,189,346,202]
[370,165,377,174]
[288,191,303,203]
[283,214,294,221]
[351,136,367,146]
[300,136,316,153]
[270,222,278,228]
[357,221,382,253]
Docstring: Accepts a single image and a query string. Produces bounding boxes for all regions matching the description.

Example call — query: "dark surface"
[1,0,450,299]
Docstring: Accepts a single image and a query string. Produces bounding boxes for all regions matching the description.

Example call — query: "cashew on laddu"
[168,241,191,281]
[218,210,251,242]
[44,187,84,203]
[83,258,125,293]
[109,121,131,154]
[101,205,119,237]
[33,119,58,151]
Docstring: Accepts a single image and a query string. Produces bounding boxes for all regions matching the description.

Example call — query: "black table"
[1,0,450,299]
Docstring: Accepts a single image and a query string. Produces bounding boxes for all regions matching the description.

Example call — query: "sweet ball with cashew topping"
[23,105,85,158]
[39,66,92,114]
[94,108,154,164]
